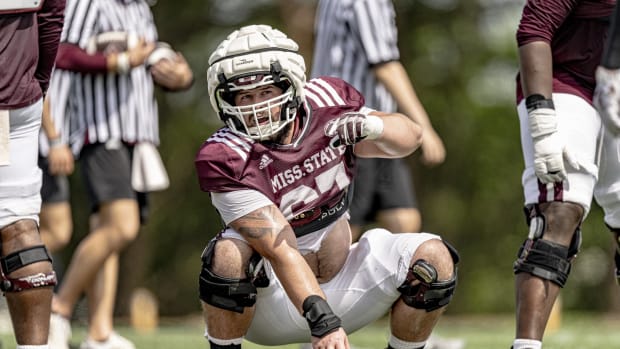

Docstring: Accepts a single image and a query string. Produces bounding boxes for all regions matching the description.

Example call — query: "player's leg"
[2,220,56,345]
[514,202,583,340]
[375,158,421,234]
[85,253,118,339]
[81,253,135,349]
[593,127,620,284]
[513,93,599,348]
[51,143,140,344]
[0,102,56,345]
[39,156,72,254]
[389,238,458,349]
[318,229,458,349]
[200,235,258,349]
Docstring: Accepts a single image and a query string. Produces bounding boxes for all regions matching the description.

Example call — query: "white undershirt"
[211,190,272,225]
[211,189,349,253]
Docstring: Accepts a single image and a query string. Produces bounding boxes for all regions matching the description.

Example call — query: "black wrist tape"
[302,295,342,338]
[526,94,554,111]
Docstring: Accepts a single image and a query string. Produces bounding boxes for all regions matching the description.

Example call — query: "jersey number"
[280,162,350,218]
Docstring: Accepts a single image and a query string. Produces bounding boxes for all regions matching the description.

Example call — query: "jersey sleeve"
[194,132,251,193]
[305,76,366,112]
[516,0,577,46]
[352,0,400,65]
[36,0,65,94]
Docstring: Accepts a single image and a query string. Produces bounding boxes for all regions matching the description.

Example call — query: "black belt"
[289,190,350,238]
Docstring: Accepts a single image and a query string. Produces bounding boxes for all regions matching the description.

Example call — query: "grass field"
[1,313,619,348]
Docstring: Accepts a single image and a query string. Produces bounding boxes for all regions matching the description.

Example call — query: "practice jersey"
[515,0,616,104]
[195,77,365,233]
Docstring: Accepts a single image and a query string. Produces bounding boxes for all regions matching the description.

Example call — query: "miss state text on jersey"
[195,76,366,221]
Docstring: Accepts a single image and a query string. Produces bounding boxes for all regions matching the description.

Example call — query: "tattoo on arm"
[235,206,285,240]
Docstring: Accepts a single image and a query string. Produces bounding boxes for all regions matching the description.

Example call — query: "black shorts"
[348,157,417,226]
[80,142,149,223]
[39,156,70,204]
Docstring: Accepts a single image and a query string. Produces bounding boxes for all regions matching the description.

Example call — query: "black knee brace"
[198,238,268,313]
[514,205,582,287]
[0,245,56,292]
[398,240,460,312]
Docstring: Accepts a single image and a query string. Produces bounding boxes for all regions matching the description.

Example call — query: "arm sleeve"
[35,0,66,94]
[55,43,108,73]
[352,0,400,65]
[211,190,273,225]
[602,3,620,68]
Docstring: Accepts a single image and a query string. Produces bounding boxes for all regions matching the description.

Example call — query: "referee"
[46,1,193,348]
[311,0,446,243]
[311,1,461,349]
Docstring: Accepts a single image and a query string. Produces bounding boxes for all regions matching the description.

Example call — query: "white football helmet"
[207,24,306,140]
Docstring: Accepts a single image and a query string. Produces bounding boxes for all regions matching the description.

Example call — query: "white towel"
[131,142,169,192]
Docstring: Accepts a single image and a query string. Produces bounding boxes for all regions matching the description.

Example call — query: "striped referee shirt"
[48,0,159,154]
[311,0,400,112]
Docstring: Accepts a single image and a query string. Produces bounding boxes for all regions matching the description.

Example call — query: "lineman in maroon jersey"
[195,25,459,349]
[514,0,618,348]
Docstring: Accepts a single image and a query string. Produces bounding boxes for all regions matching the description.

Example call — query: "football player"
[513,1,619,348]
[195,25,459,349]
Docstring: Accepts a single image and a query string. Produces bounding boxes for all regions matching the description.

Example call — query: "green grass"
[1,313,619,348]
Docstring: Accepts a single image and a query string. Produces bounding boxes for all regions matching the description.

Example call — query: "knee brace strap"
[1,271,57,292]
[199,266,257,314]
[1,245,52,274]
[0,245,56,292]
[398,240,459,312]
[198,239,267,313]
[513,238,571,287]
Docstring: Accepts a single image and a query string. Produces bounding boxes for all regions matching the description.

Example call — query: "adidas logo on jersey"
[259,154,273,169]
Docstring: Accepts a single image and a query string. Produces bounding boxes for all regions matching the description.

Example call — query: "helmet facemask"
[216,65,301,141]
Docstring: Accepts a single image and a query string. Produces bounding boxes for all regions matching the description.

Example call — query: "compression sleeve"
[211,190,273,225]
[36,0,65,93]
[55,43,108,73]
[602,3,620,69]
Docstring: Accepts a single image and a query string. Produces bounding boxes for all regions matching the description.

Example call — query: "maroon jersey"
[515,0,616,104]
[0,0,65,108]
[195,77,365,232]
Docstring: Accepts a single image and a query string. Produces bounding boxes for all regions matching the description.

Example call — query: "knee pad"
[0,245,56,292]
[514,205,582,287]
[198,238,268,313]
[397,240,459,312]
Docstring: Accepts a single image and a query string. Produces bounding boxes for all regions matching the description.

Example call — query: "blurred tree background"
[59,0,620,319]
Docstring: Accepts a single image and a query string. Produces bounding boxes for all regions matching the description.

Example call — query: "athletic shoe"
[49,313,72,349]
[426,335,466,349]
[79,331,136,349]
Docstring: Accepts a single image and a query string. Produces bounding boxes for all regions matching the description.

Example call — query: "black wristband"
[525,94,554,111]
[302,295,342,338]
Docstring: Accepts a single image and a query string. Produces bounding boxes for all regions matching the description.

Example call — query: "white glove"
[324,112,384,148]
[594,66,620,135]
[528,105,578,184]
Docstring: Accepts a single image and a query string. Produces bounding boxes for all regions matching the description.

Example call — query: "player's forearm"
[41,96,60,140]
[519,41,554,98]
[374,61,433,130]
[232,206,326,314]
[356,112,422,158]
[270,248,327,313]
